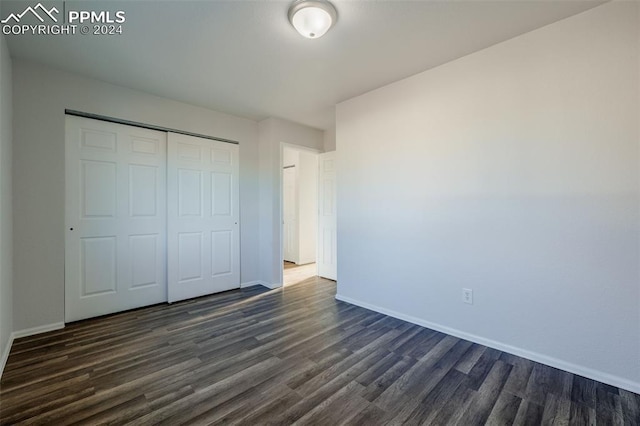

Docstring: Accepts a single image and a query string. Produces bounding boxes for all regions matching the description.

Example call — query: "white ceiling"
[2,0,604,130]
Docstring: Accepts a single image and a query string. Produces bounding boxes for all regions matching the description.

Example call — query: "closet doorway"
[64,115,240,322]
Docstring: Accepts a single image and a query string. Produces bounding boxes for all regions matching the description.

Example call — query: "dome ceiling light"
[288,0,337,39]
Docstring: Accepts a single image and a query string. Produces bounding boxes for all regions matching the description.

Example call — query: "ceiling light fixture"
[288,0,337,39]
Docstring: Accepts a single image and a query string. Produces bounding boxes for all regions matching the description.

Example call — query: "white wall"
[323,127,336,152]
[258,118,323,286]
[12,60,260,331]
[336,1,640,392]
[0,33,13,371]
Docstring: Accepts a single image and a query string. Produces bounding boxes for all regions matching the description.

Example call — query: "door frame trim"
[65,110,240,145]
[278,142,321,287]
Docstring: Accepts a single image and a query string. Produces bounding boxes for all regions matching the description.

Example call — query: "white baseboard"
[13,322,65,339]
[0,333,14,379]
[241,280,282,290]
[0,322,65,379]
[261,281,282,290]
[335,293,640,394]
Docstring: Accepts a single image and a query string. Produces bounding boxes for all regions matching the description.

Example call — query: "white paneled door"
[167,133,240,303]
[317,151,337,280]
[65,116,167,322]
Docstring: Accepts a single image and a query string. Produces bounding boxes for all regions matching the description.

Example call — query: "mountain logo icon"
[1,3,59,24]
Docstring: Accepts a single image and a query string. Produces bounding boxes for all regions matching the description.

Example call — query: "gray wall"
[0,34,13,366]
[12,60,260,331]
[323,126,336,152]
[336,2,639,391]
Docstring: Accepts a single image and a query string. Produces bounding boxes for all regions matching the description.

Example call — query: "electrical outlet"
[462,288,473,305]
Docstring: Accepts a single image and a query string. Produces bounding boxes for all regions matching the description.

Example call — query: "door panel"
[178,232,203,281]
[81,160,117,217]
[178,169,203,216]
[168,133,240,302]
[317,152,337,280]
[81,236,117,296]
[130,234,160,288]
[212,230,232,275]
[65,116,167,322]
[129,165,158,217]
[212,172,232,215]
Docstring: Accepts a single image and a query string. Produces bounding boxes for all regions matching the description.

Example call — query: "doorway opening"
[281,145,319,287]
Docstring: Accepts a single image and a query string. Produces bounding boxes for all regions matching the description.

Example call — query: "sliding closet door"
[167,133,240,302]
[65,116,167,322]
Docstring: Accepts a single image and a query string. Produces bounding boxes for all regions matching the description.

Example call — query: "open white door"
[65,116,167,322]
[167,133,240,303]
[317,151,337,280]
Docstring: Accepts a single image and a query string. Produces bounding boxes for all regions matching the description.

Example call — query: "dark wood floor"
[1,269,638,425]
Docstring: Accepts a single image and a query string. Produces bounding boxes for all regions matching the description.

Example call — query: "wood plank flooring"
[283,261,318,287]
[1,266,638,425]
